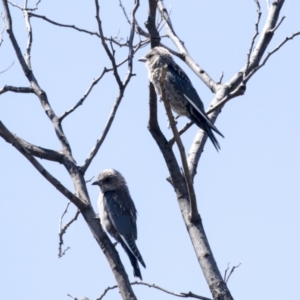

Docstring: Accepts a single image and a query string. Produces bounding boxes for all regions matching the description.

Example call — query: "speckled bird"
[92,169,146,280]
[139,46,224,151]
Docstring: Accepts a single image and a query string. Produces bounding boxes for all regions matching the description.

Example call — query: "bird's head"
[92,169,127,193]
[138,46,173,69]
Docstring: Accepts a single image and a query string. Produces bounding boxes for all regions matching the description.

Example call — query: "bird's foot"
[167,116,178,129]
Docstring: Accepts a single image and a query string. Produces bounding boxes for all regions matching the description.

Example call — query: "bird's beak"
[92,180,99,186]
[138,57,146,62]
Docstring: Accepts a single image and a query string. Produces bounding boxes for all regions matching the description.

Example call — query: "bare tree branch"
[0,12,5,47]
[97,282,212,300]
[168,121,193,147]
[131,282,212,300]
[145,2,232,299]
[188,0,298,179]
[159,65,199,222]
[80,0,140,174]
[14,134,64,162]
[7,0,22,9]
[0,120,84,209]
[157,0,218,93]
[8,0,41,11]
[29,12,100,37]
[29,12,132,47]
[1,1,147,299]
[244,30,300,82]
[58,201,81,258]
[3,0,73,155]
[94,0,122,87]
[245,0,262,74]
[224,263,242,284]
[59,68,108,122]
[119,0,130,25]
[0,84,32,94]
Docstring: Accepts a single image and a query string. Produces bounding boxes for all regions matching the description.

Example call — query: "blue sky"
[1,1,300,299]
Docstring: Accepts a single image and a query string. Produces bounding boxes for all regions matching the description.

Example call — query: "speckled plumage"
[92,169,145,280]
[139,46,224,151]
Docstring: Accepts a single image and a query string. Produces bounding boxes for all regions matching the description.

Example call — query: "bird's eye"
[146,54,153,59]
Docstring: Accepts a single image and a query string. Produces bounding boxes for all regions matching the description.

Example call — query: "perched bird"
[92,169,146,280]
[138,46,224,151]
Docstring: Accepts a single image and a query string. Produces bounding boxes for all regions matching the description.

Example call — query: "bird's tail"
[190,109,223,151]
[120,234,146,268]
[203,123,221,151]
[120,240,143,280]
[190,115,221,151]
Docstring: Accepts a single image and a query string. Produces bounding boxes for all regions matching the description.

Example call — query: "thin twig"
[118,0,130,24]
[3,0,73,155]
[59,68,108,121]
[269,16,285,34]
[58,201,81,258]
[205,83,246,115]
[244,31,300,82]
[97,282,211,300]
[224,263,230,283]
[80,0,140,174]
[67,294,79,300]
[24,9,33,69]
[245,0,261,75]
[7,0,22,9]
[0,12,5,47]
[0,121,84,209]
[168,121,193,146]
[29,13,99,36]
[0,61,15,74]
[217,71,224,84]
[0,84,33,94]
[159,65,200,222]
[94,0,122,87]
[224,263,242,283]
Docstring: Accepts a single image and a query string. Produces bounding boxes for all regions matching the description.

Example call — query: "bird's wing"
[103,191,146,268]
[167,63,224,137]
[167,63,206,114]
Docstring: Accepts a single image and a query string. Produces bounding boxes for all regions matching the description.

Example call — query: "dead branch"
[245,0,262,74]
[58,201,81,258]
[80,0,140,174]
[24,9,32,69]
[119,0,130,25]
[168,121,193,146]
[188,0,299,180]
[224,263,242,283]
[59,68,108,122]
[244,30,300,82]
[0,84,32,94]
[97,282,212,300]
[0,120,84,208]
[29,12,99,36]
[159,65,199,222]
[3,0,73,155]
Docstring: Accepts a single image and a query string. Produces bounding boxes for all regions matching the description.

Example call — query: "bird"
[92,169,146,280]
[138,46,224,151]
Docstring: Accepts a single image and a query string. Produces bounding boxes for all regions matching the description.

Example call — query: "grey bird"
[138,46,224,151]
[92,169,146,280]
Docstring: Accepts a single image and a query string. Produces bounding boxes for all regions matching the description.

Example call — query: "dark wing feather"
[103,191,146,268]
[167,63,224,138]
[119,239,143,280]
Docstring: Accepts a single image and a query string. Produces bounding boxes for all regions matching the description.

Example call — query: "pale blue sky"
[1,1,300,300]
